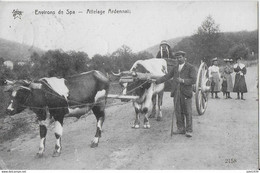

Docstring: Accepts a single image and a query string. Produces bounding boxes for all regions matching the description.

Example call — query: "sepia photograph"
[0,1,258,170]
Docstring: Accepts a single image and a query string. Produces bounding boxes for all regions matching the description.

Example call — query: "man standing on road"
[154,51,197,137]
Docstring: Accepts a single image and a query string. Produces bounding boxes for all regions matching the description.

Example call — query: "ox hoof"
[91,142,98,148]
[36,153,44,158]
[52,151,61,157]
[143,124,151,129]
[132,124,140,129]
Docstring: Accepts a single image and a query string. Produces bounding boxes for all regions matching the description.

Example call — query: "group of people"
[209,57,248,100]
[150,40,248,138]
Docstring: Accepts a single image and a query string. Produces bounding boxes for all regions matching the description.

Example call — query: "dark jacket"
[156,62,197,98]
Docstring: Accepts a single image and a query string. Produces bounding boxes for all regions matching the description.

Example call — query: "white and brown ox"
[5,70,109,157]
[113,59,167,129]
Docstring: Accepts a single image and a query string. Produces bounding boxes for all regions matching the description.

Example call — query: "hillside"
[144,37,184,57]
[0,38,44,62]
[143,30,258,59]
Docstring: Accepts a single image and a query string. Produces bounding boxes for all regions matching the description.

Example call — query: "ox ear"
[29,82,42,90]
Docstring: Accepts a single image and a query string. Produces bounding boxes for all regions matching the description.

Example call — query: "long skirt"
[222,74,233,92]
[211,72,220,92]
[233,74,247,93]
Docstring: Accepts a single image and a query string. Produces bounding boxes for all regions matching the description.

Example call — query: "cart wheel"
[195,62,210,115]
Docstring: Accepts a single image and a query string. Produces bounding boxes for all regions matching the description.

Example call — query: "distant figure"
[156,40,176,93]
[222,59,234,99]
[3,60,14,70]
[208,57,221,98]
[233,57,247,100]
[156,40,173,59]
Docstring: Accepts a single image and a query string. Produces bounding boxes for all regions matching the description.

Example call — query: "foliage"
[192,15,221,65]
[228,43,250,61]
[173,16,258,66]
[30,50,90,78]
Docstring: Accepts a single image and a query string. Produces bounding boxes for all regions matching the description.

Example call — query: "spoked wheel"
[195,62,210,115]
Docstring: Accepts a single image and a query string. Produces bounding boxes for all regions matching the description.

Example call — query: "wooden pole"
[171,82,180,137]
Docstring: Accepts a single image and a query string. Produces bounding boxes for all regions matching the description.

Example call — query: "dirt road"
[0,66,258,170]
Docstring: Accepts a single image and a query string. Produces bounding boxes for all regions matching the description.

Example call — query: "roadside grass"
[0,119,31,143]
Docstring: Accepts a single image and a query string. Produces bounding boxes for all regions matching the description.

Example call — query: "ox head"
[113,65,152,102]
[5,80,42,115]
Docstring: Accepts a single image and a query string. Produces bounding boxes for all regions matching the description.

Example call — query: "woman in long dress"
[209,57,221,98]
[233,57,247,100]
[222,59,234,99]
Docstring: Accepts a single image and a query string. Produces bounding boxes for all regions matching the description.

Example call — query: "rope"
[21,99,128,110]
[124,80,148,95]
[19,78,148,110]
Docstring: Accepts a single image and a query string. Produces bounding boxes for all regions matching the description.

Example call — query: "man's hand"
[147,77,156,83]
[177,77,184,83]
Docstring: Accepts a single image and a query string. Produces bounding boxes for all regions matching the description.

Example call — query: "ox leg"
[36,110,50,158]
[156,92,163,121]
[37,124,47,158]
[142,85,155,129]
[132,102,141,129]
[149,95,157,118]
[143,107,151,129]
[52,117,64,157]
[91,105,105,148]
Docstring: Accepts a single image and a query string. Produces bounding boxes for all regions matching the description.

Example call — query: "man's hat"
[224,59,233,62]
[174,51,186,57]
[159,40,170,47]
[224,59,229,62]
[211,57,218,62]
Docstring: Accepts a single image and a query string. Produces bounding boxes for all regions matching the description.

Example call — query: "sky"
[0,1,258,58]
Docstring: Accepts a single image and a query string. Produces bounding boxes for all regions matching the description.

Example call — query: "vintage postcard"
[0,1,258,171]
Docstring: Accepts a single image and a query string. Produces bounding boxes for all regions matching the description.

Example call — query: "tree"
[91,54,108,74]
[111,45,135,71]
[134,51,153,61]
[229,43,250,60]
[13,62,32,80]
[191,15,221,65]
[68,51,90,73]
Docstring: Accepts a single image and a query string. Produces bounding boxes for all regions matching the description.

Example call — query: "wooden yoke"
[133,72,162,80]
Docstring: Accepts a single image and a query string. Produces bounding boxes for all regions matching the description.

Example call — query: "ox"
[113,59,167,129]
[5,70,109,157]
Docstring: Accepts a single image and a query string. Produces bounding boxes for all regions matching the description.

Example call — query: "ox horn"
[5,79,15,85]
[18,86,31,91]
[111,70,133,76]
[111,70,122,76]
